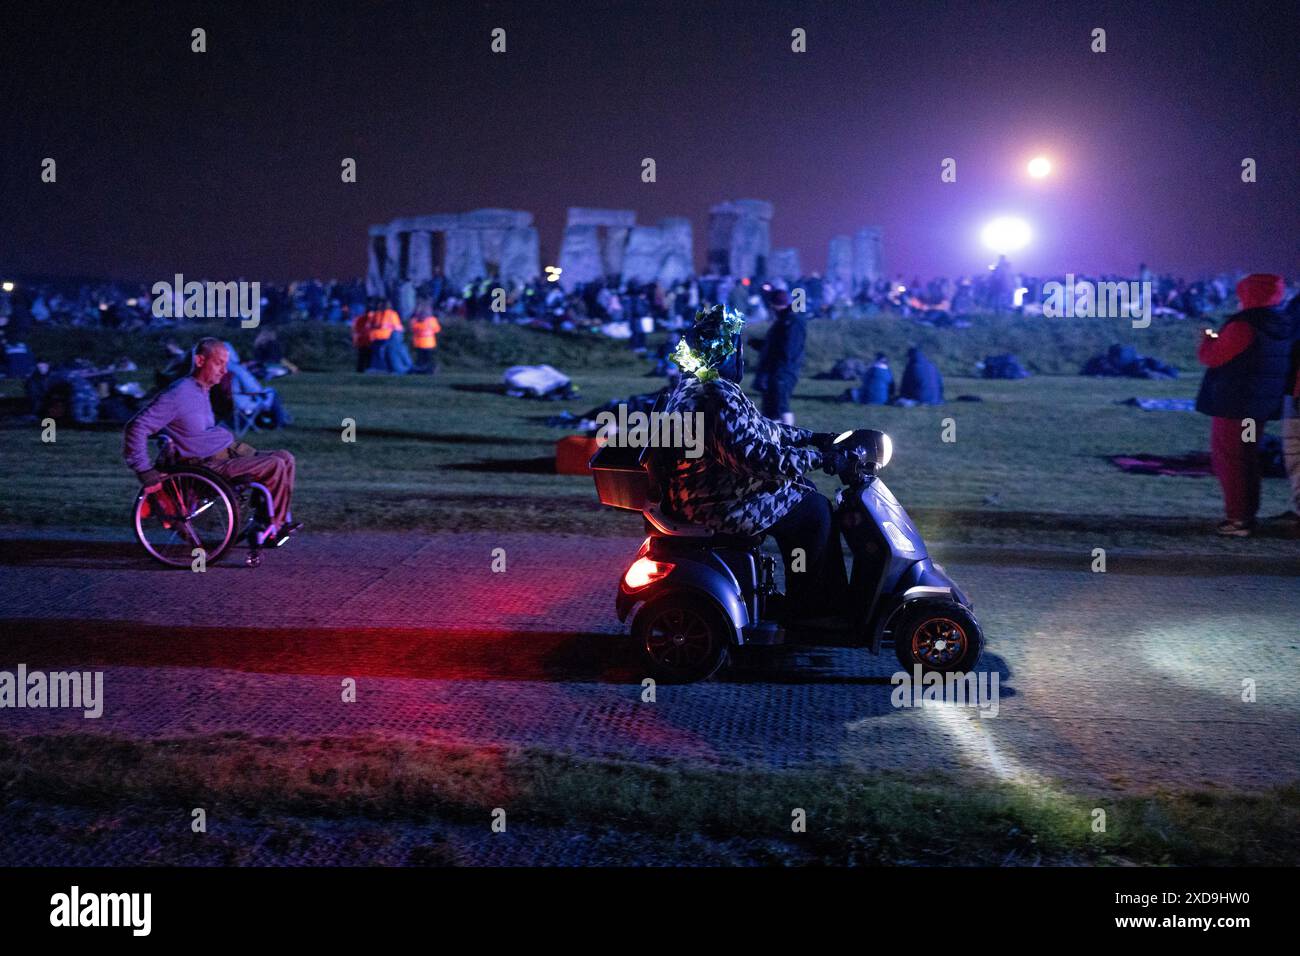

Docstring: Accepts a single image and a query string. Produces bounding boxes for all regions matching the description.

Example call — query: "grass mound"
[21,309,1215,375]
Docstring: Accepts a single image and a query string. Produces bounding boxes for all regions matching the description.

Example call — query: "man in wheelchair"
[123,337,300,548]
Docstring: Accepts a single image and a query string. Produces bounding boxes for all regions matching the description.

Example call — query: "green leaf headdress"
[670,304,746,383]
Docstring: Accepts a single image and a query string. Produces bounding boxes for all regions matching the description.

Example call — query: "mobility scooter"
[591,426,985,682]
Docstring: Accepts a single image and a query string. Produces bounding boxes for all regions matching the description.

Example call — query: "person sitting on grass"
[123,337,301,547]
[223,341,292,429]
[858,352,895,405]
[250,329,298,379]
[897,346,944,405]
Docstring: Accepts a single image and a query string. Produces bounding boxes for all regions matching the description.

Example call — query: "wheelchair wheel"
[133,468,241,567]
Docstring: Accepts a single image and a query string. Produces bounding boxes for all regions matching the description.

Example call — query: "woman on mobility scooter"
[660,305,850,627]
[592,305,984,681]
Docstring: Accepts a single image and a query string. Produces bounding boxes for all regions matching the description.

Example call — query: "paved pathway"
[2,530,1297,795]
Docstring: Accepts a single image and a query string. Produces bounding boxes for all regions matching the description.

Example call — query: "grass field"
[3,314,1294,552]
[5,732,1297,865]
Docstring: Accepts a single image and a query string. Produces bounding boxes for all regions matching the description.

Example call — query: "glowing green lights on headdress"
[670,305,746,383]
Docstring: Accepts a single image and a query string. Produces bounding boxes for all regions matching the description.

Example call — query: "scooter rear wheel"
[892,603,983,673]
[632,593,731,683]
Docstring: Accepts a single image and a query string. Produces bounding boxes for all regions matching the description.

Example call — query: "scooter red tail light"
[623,556,675,590]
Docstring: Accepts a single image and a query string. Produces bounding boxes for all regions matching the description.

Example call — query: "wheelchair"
[131,436,278,568]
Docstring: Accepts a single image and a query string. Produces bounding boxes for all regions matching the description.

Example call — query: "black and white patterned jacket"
[662,375,825,535]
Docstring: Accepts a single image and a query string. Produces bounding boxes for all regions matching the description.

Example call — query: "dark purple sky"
[2,0,1296,282]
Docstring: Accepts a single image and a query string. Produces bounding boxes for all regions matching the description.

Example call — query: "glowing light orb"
[1027,156,1051,178]
[981,216,1032,254]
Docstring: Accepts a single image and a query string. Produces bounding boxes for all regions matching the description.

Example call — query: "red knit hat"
[1236,273,1285,309]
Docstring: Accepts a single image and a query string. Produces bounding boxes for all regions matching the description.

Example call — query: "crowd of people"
[3,263,1297,540]
[3,262,1287,346]
[350,297,441,375]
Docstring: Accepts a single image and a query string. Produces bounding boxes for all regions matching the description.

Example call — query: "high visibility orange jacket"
[411,315,442,349]
[368,309,402,341]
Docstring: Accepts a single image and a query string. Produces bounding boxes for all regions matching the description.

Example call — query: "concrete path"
[2,530,1297,795]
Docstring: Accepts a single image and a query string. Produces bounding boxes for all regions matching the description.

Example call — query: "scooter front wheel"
[892,603,983,673]
[631,593,731,683]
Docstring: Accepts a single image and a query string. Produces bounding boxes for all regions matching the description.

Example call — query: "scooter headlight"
[839,429,892,469]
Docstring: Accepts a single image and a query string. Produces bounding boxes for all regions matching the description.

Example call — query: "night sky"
[2,0,1296,283]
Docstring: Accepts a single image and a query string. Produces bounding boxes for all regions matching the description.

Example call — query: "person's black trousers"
[764,491,849,622]
[762,373,797,418]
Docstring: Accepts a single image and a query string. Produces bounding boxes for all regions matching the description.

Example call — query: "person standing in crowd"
[352,298,377,372]
[756,287,808,426]
[410,302,442,376]
[1195,273,1293,536]
[366,298,406,373]
[385,300,414,374]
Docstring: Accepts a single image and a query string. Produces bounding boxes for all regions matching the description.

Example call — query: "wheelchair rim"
[134,472,237,567]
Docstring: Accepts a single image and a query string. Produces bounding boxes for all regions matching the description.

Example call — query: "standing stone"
[656,217,694,286]
[827,235,853,298]
[407,231,434,285]
[768,247,802,283]
[621,226,665,285]
[852,227,883,288]
[501,227,540,284]
[618,217,695,287]
[478,229,508,278]
[444,229,486,289]
[603,227,630,278]
[384,232,403,294]
[558,225,603,289]
[707,199,773,279]
[565,209,637,281]
[366,229,387,296]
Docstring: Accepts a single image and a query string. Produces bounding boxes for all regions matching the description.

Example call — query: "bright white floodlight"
[1027,156,1051,178]
[981,216,1032,255]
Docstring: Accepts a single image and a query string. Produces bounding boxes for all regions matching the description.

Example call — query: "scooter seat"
[644,505,762,550]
